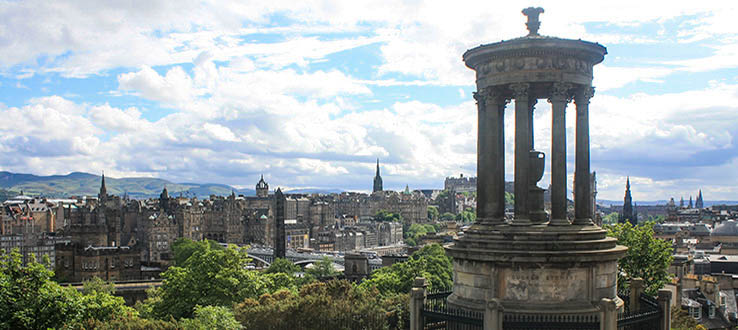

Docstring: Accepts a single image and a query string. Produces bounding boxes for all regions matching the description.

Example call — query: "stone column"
[409,277,427,330]
[657,289,672,330]
[484,299,503,330]
[475,88,507,224]
[548,82,571,225]
[599,298,618,330]
[511,83,531,225]
[630,277,644,312]
[529,98,537,149]
[573,86,594,225]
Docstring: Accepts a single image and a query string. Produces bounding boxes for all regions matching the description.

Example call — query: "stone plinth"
[446,225,626,313]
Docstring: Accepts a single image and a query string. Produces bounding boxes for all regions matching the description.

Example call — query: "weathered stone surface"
[447,8,626,318]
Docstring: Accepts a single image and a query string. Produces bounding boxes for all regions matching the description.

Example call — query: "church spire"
[373,158,383,193]
[696,190,704,209]
[99,171,107,201]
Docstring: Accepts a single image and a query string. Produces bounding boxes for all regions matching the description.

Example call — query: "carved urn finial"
[522,7,544,36]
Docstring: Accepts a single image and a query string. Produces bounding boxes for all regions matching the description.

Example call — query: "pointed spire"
[373,158,383,193]
[626,176,630,190]
[99,171,107,200]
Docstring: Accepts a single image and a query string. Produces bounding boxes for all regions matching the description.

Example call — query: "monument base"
[445,224,626,314]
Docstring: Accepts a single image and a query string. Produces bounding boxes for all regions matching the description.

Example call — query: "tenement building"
[445,7,627,326]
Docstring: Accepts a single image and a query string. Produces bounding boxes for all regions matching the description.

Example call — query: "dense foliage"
[143,243,296,319]
[404,223,438,247]
[427,205,439,221]
[171,237,224,266]
[455,209,476,223]
[0,250,135,329]
[235,281,407,330]
[605,222,673,296]
[2,239,455,329]
[374,209,403,222]
[360,244,452,296]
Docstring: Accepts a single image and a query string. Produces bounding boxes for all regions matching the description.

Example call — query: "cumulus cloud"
[2,1,738,201]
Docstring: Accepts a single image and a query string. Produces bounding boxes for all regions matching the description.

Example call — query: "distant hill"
[0,171,256,199]
[598,199,738,208]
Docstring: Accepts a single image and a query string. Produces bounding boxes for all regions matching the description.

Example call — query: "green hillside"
[0,171,254,199]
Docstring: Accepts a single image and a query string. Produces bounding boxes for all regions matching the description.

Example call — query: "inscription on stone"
[504,268,588,302]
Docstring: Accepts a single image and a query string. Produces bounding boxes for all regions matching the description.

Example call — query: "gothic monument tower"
[446,7,627,323]
[621,177,634,225]
[373,158,383,193]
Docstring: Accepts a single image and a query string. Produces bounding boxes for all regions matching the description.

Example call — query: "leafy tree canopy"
[440,212,455,221]
[359,243,452,296]
[265,258,301,275]
[0,249,134,329]
[147,244,294,319]
[235,280,407,330]
[427,206,439,221]
[605,222,673,296]
[455,209,476,223]
[171,238,223,266]
[304,256,340,280]
[374,209,402,222]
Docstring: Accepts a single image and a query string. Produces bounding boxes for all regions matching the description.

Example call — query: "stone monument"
[446,7,627,320]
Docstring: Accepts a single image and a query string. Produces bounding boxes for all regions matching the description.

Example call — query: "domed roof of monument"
[463,7,606,69]
[712,220,738,236]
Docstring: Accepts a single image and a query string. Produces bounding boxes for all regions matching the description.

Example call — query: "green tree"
[304,256,340,279]
[427,206,439,221]
[0,250,134,329]
[148,244,284,319]
[171,238,223,266]
[440,212,455,221]
[180,305,242,330]
[602,212,619,225]
[234,281,407,330]
[605,222,673,296]
[265,258,300,275]
[359,243,452,296]
[455,209,476,223]
[504,192,515,206]
[374,209,402,222]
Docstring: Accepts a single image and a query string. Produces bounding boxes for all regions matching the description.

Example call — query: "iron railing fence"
[502,312,600,330]
[617,293,661,330]
[422,291,483,330]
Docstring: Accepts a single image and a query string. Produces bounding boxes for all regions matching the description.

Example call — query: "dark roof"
[713,220,738,236]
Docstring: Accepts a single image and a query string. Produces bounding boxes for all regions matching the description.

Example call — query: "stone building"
[444,174,477,193]
[55,242,141,282]
[256,175,269,198]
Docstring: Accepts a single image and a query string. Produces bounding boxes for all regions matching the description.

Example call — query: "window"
[709,305,716,318]
[691,306,701,320]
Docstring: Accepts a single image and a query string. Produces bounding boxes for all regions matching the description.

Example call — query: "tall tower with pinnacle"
[621,177,634,225]
[689,196,693,209]
[696,190,704,209]
[256,175,269,198]
[373,159,383,193]
[99,172,107,203]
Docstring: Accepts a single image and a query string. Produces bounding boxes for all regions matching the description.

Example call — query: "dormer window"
[691,306,702,320]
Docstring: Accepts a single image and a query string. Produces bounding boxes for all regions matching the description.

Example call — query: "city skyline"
[1,1,737,200]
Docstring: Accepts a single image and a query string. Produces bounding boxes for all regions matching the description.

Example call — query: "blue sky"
[1,1,737,201]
